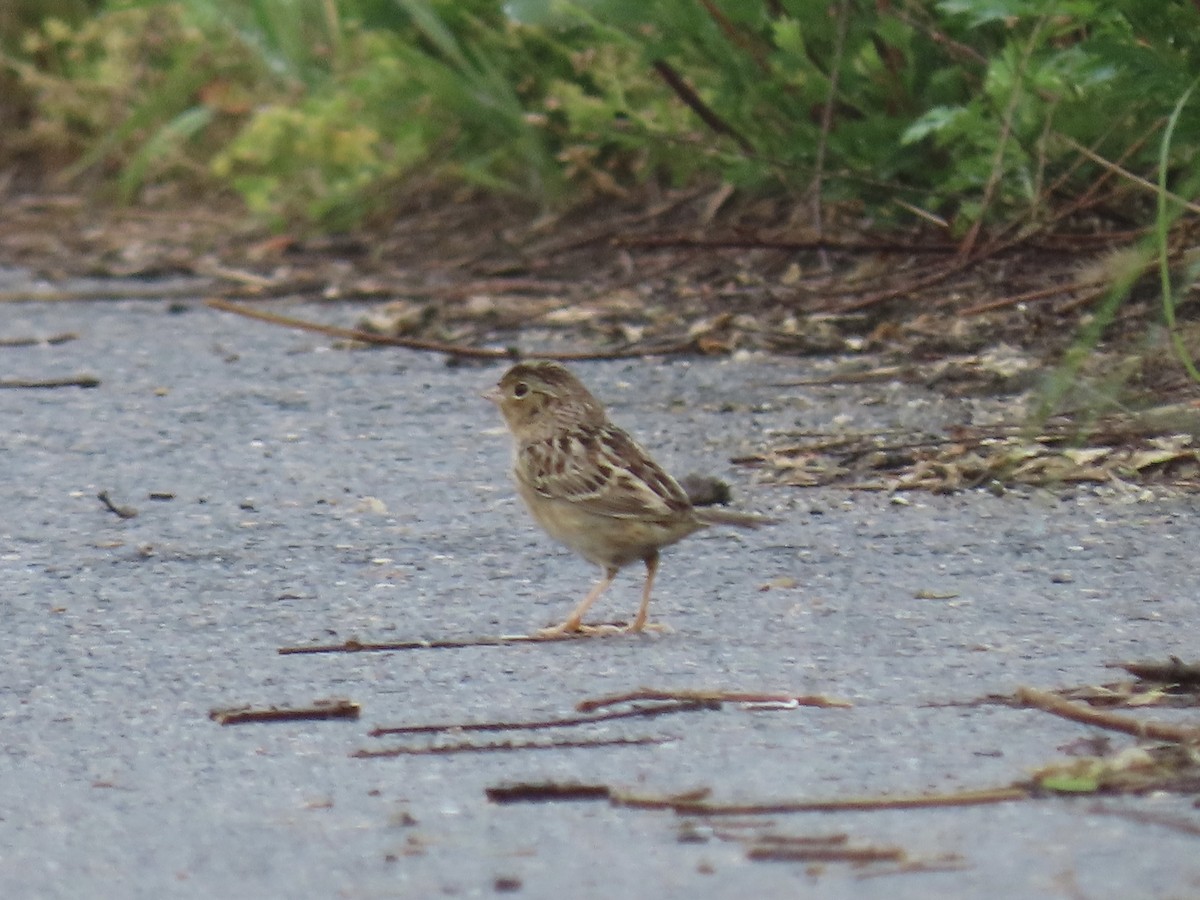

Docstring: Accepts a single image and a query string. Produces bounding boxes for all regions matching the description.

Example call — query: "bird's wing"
[517,425,692,520]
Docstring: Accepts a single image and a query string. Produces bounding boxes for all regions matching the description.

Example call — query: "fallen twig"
[371,700,716,736]
[854,855,972,878]
[1061,134,1200,215]
[0,283,210,303]
[771,366,913,387]
[611,785,1029,814]
[353,734,672,758]
[517,187,711,261]
[97,490,137,519]
[206,298,697,361]
[959,277,1109,317]
[0,375,99,389]
[616,236,956,255]
[1055,281,1120,314]
[827,256,977,313]
[747,842,905,863]
[486,782,612,804]
[278,632,599,655]
[687,818,780,836]
[210,698,361,725]
[207,297,515,358]
[1015,685,1200,743]
[687,821,960,872]
[576,688,852,712]
[735,832,848,847]
[0,332,78,347]
[1111,658,1200,687]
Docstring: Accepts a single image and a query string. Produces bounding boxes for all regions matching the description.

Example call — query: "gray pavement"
[2,291,1198,899]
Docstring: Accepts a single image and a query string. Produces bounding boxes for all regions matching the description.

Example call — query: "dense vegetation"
[2,0,1198,237]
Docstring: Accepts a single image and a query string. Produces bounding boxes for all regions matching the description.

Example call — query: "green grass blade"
[1156,76,1200,383]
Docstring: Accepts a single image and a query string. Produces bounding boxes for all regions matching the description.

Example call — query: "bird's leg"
[536,566,618,637]
[627,551,661,633]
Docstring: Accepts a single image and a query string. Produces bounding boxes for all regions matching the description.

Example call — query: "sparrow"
[486,360,775,636]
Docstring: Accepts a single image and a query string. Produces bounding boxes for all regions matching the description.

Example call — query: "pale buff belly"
[515,478,705,569]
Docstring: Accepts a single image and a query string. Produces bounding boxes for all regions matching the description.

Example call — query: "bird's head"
[485,360,606,437]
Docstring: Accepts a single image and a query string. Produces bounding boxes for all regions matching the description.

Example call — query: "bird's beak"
[482,385,502,404]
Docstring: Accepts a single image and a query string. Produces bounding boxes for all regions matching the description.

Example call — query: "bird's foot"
[532,620,631,639]
[623,620,672,635]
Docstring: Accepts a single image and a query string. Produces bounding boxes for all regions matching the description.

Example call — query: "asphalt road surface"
[2,288,1198,899]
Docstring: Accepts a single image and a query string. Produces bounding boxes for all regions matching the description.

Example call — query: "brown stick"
[207,297,515,358]
[958,277,1109,316]
[205,298,697,362]
[1055,284,1114,314]
[827,136,1157,316]
[1061,135,1200,215]
[854,855,973,878]
[651,60,755,155]
[1111,658,1200,686]
[97,490,137,519]
[353,735,671,758]
[486,783,612,804]
[747,843,905,863]
[210,698,361,725]
[0,332,78,347]
[0,375,99,389]
[611,785,1029,814]
[371,700,715,737]
[0,284,210,303]
[1015,686,1200,743]
[745,833,849,847]
[278,632,600,655]
[615,236,956,254]
[576,688,852,712]
[827,256,977,313]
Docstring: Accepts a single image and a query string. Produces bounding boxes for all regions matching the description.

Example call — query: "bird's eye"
[512,382,529,399]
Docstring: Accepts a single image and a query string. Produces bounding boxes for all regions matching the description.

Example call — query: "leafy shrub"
[5,0,1200,232]
[2,3,261,193]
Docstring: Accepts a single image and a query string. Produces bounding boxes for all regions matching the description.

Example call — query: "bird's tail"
[693,508,779,529]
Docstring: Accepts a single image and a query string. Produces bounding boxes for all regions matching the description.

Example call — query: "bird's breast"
[513,476,702,569]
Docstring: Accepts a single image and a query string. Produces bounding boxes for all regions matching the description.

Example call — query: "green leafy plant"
[1,3,261,193]
[202,0,567,226]
[6,0,1200,236]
